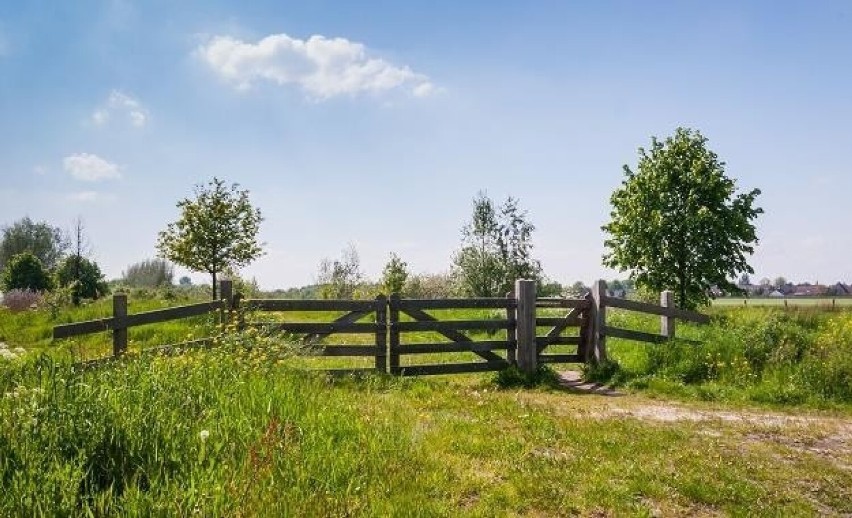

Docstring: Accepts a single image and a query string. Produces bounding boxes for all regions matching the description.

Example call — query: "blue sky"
[1,1,850,288]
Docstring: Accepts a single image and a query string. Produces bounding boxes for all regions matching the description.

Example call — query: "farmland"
[713,297,852,308]
[2,295,852,515]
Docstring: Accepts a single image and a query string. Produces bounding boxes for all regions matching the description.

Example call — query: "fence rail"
[52,279,711,375]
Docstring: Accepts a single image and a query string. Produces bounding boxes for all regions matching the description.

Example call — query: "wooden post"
[113,293,128,357]
[388,294,400,375]
[580,292,594,363]
[590,280,607,363]
[232,292,244,331]
[506,291,517,365]
[374,294,388,372]
[219,279,233,328]
[660,290,675,339]
[515,279,537,374]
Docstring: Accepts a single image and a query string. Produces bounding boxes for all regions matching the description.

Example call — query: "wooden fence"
[53,279,710,375]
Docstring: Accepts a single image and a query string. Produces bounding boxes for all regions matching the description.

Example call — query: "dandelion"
[199,429,210,442]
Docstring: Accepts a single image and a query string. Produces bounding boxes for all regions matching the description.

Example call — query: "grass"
[713,297,852,307]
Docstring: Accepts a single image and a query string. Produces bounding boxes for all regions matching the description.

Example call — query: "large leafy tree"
[453,192,542,297]
[157,178,264,300]
[380,252,409,295]
[57,255,108,300]
[0,217,69,273]
[602,127,762,309]
[2,253,54,292]
[122,259,175,288]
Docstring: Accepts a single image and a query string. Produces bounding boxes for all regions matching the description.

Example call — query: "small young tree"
[316,244,363,299]
[56,255,108,300]
[380,253,409,295]
[602,127,762,309]
[1,253,54,292]
[157,178,264,300]
[0,217,69,273]
[178,276,192,286]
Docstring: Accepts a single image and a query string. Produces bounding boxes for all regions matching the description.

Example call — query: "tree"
[773,276,787,289]
[2,253,54,292]
[179,276,192,286]
[452,192,542,297]
[123,259,175,287]
[0,217,68,273]
[316,244,363,299]
[56,255,108,300]
[157,178,264,300]
[738,273,751,286]
[381,253,409,295]
[602,127,762,309]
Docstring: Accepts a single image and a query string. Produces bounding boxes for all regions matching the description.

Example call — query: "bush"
[56,255,108,302]
[1,253,53,292]
[1,289,43,312]
[122,259,174,288]
[494,365,560,389]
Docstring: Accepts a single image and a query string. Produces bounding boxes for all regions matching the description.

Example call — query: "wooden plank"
[374,295,387,372]
[535,316,583,327]
[54,318,114,339]
[318,346,381,357]
[396,361,509,376]
[123,301,223,328]
[661,290,675,338]
[515,279,537,373]
[591,280,607,362]
[603,325,667,344]
[400,308,505,363]
[306,310,372,343]
[539,354,582,364]
[113,294,127,356]
[506,291,517,365]
[544,307,584,340]
[602,296,710,324]
[395,298,515,310]
[250,322,378,334]
[242,299,376,312]
[535,298,591,309]
[394,319,511,332]
[393,341,510,355]
[536,336,581,347]
[389,294,401,372]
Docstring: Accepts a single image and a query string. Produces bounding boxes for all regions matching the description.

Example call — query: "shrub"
[1,253,53,292]
[122,259,174,288]
[56,255,108,302]
[1,289,42,312]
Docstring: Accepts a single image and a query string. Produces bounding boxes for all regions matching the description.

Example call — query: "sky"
[1,1,851,289]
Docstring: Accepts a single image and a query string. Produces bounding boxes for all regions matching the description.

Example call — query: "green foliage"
[316,244,363,299]
[157,178,264,300]
[56,255,109,302]
[380,253,409,295]
[453,192,542,297]
[122,258,174,288]
[493,364,561,388]
[602,127,762,310]
[1,253,54,292]
[0,217,68,273]
[403,273,457,298]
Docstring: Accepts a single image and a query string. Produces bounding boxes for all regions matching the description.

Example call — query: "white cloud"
[67,191,101,202]
[90,90,147,127]
[63,153,121,181]
[197,33,436,99]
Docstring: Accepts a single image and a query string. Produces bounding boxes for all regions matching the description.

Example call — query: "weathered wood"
[396,298,515,310]
[535,298,591,309]
[506,291,517,365]
[538,354,582,364]
[394,319,511,332]
[249,322,378,334]
[219,280,233,327]
[393,341,510,355]
[389,294,401,373]
[602,325,668,344]
[590,280,607,363]
[661,290,675,339]
[305,310,372,343]
[535,316,583,327]
[577,293,593,362]
[544,307,584,340]
[242,299,376,312]
[317,346,382,357]
[515,279,537,374]
[374,295,387,372]
[603,295,710,324]
[536,336,582,353]
[398,307,505,363]
[54,318,115,339]
[53,300,224,339]
[113,293,128,357]
[396,361,510,376]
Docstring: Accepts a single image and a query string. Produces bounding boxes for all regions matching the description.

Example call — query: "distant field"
[712,297,852,307]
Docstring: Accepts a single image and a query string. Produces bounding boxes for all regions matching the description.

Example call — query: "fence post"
[515,279,537,374]
[590,280,607,363]
[660,290,675,339]
[580,291,594,363]
[219,279,233,329]
[375,294,388,373]
[506,291,517,365]
[388,294,400,375]
[113,293,128,357]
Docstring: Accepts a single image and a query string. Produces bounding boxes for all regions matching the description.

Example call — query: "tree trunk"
[211,271,218,300]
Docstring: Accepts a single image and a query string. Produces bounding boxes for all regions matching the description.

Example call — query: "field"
[713,297,852,307]
[2,295,852,515]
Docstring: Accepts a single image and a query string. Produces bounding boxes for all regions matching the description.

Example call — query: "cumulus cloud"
[91,90,147,127]
[197,33,437,99]
[63,153,121,181]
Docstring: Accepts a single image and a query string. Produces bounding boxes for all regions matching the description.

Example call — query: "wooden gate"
[388,295,516,375]
[535,296,591,364]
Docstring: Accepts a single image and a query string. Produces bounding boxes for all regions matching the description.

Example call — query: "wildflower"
[199,429,210,442]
